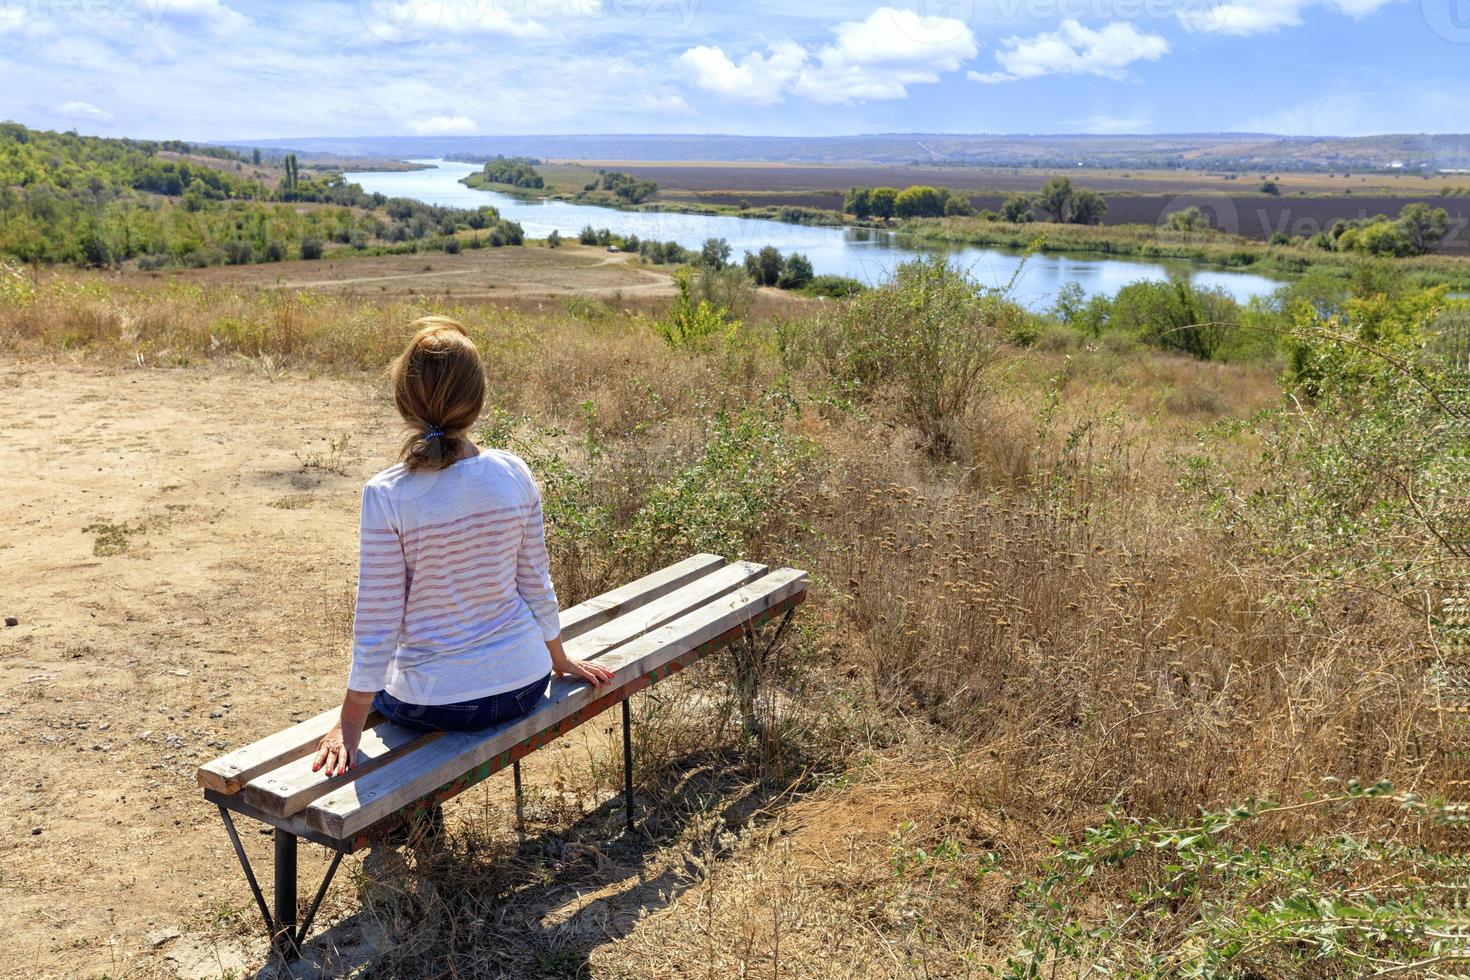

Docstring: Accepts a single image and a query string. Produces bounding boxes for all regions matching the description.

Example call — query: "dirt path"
[0,361,613,978]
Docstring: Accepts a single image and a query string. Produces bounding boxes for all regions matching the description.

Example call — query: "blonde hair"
[391,316,486,472]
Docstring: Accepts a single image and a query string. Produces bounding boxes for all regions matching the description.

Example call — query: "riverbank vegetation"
[901,211,1470,289]
[0,122,526,268]
[2,252,1444,974]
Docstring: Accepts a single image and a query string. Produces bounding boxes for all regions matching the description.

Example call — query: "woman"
[313,316,614,777]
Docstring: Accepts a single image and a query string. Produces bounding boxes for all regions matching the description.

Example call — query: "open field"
[0,264,1436,976]
[556,161,1470,245]
[579,160,1470,197]
[126,243,679,301]
[106,244,820,319]
[665,188,1470,246]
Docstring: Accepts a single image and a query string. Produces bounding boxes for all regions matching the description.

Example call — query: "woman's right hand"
[312,720,361,777]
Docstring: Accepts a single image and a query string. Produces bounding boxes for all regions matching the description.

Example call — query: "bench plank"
[562,560,769,661]
[236,560,765,819]
[241,723,442,817]
[559,553,725,640]
[197,554,729,795]
[197,707,363,795]
[305,567,808,840]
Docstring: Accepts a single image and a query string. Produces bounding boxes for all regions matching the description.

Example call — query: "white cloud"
[794,7,979,103]
[406,114,478,135]
[633,90,695,115]
[680,7,977,105]
[969,19,1168,84]
[139,0,250,34]
[358,0,607,41]
[677,41,807,104]
[58,100,113,122]
[1178,0,1398,36]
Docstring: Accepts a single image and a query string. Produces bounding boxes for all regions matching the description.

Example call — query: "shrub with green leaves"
[1179,279,1453,586]
[657,267,736,350]
[618,400,816,567]
[1003,783,1428,978]
[790,255,1020,454]
[1105,277,1237,360]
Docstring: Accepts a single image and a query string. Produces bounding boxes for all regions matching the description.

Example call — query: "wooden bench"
[197,554,808,959]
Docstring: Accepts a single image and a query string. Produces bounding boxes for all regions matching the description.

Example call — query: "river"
[343,159,1287,308]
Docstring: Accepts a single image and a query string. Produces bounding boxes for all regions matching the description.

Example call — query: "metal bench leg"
[273,830,298,960]
[513,759,525,832]
[622,696,635,833]
[215,807,344,963]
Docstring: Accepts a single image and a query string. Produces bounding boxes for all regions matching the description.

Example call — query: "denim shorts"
[372,673,551,732]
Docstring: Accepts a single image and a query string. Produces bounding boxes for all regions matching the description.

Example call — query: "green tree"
[78,223,112,267]
[1069,188,1108,225]
[1347,221,1413,257]
[844,186,872,219]
[546,229,561,248]
[777,252,814,289]
[943,194,975,217]
[700,237,732,269]
[1036,176,1074,222]
[868,186,899,221]
[745,245,784,286]
[1260,178,1280,195]
[1167,206,1209,232]
[895,185,945,218]
[999,193,1034,223]
[1106,277,1236,360]
[1396,202,1449,254]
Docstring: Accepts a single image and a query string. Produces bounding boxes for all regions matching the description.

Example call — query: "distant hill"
[227,132,1470,172]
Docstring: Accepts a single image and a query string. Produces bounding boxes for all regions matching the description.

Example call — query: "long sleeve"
[515,480,561,642]
[347,483,406,692]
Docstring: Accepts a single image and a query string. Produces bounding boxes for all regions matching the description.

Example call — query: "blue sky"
[0,0,1465,139]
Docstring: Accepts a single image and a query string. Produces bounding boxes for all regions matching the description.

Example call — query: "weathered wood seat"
[198,553,808,958]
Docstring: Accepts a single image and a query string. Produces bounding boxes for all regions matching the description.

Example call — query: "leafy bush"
[657,267,735,349]
[1090,277,1238,360]
[299,237,324,260]
[792,256,1018,454]
[1006,784,1426,978]
[804,274,865,298]
[223,239,254,265]
[618,401,816,565]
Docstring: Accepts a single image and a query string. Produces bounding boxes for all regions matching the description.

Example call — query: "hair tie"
[424,426,444,441]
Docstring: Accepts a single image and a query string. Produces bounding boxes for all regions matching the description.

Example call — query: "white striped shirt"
[346,449,559,705]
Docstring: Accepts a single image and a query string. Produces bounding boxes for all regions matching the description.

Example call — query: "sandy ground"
[0,360,627,978]
[125,244,678,302]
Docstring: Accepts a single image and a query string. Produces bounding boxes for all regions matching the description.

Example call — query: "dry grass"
[0,268,1433,976]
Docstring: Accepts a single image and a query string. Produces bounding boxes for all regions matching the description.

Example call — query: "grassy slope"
[0,264,1428,974]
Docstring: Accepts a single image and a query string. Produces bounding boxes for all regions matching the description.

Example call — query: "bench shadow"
[259,747,792,979]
